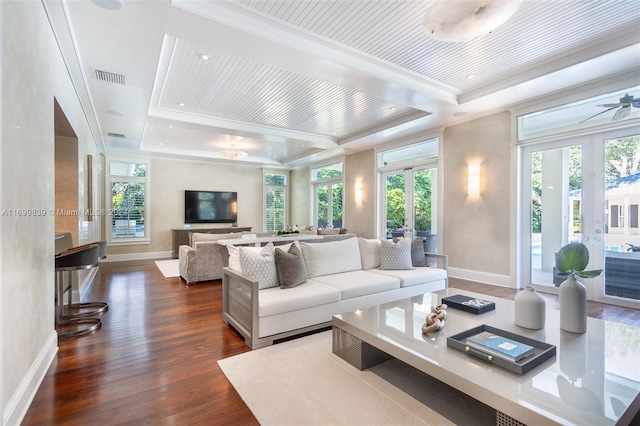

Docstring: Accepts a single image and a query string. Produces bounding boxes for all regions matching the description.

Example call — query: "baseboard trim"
[4,331,58,426]
[103,251,172,262]
[448,267,514,288]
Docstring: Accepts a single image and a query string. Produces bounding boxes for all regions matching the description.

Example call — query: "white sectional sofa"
[222,237,448,349]
[179,231,357,284]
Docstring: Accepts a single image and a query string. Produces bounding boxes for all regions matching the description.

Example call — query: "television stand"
[171,226,251,258]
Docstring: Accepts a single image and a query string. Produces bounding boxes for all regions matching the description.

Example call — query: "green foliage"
[556,242,602,278]
[385,170,433,231]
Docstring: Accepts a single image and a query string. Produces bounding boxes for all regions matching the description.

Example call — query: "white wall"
[107,158,265,258]
[344,150,376,238]
[442,112,513,286]
[1,2,103,424]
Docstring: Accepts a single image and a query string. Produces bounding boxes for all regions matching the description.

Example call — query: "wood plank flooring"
[22,262,640,424]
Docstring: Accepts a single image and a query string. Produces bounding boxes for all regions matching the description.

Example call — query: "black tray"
[442,294,495,314]
[447,324,556,374]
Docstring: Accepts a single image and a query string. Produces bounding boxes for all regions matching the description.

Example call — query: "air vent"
[95,69,126,85]
[107,132,126,138]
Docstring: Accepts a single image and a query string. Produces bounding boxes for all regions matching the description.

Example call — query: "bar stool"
[55,242,108,337]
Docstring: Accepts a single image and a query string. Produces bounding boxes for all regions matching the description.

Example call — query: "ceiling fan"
[580,93,640,123]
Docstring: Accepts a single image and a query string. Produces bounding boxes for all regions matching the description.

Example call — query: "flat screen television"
[184,190,237,224]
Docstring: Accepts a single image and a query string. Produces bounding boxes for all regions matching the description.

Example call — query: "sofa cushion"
[369,267,446,287]
[300,237,362,278]
[379,238,413,270]
[411,239,426,266]
[312,270,400,299]
[258,280,341,317]
[228,241,296,273]
[358,237,381,270]
[239,242,278,289]
[317,227,340,235]
[275,244,308,288]
[191,232,239,246]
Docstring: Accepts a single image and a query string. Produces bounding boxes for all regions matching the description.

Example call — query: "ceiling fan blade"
[596,103,623,108]
[631,99,640,108]
[580,106,618,123]
[612,106,630,122]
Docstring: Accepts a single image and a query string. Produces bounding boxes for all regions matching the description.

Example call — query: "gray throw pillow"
[275,244,308,288]
[379,238,414,270]
[411,239,426,266]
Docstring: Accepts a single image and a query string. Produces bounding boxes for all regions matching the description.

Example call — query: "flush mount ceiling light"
[423,0,522,42]
[218,144,248,160]
[92,0,124,10]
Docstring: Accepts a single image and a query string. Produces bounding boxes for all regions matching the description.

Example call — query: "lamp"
[218,144,247,160]
[355,181,362,204]
[467,163,481,196]
[423,0,522,42]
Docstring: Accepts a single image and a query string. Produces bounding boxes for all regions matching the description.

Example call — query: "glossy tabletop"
[332,288,640,426]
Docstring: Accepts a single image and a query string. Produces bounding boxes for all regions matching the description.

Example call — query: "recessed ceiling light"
[169,125,173,128]
[390,107,397,111]
[467,75,475,80]
[199,54,211,60]
[332,132,337,135]
[160,143,165,146]
[177,102,185,107]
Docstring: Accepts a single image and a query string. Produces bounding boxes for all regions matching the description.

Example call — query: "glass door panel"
[414,168,437,252]
[316,184,328,228]
[385,173,406,238]
[332,183,343,228]
[529,145,582,288]
[602,135,640,301]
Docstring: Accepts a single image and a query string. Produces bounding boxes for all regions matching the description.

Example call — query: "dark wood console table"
[171,227,252,258]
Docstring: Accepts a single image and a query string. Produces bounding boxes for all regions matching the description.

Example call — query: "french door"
[521,126,640,308]
[382,165,438,250]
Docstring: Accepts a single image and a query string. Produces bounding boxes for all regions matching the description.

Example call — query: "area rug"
[154,259,179,278]
[218,330,495,426]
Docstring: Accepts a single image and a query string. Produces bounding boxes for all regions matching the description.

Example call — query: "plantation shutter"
[630,205,639,228]
[112,181,145,237]
[611,205,619,228]
[265,187,286,231]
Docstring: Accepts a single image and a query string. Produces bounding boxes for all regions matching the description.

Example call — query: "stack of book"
[466,331,535,362]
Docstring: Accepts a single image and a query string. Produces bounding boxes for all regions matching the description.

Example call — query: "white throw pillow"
[358,237,381,270]
[379,238,414,270]
[239,242,279,289]
[228,242,296,273]
[300,237,361,278]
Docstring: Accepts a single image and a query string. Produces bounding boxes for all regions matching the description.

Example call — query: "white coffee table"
[332,288,640,425]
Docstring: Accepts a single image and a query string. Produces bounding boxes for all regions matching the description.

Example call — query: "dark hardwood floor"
[22,262,640,424]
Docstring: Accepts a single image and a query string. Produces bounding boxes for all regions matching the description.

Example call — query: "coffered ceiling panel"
[141,122,319,163]
[236,0,640,92]
[157,37,420,137]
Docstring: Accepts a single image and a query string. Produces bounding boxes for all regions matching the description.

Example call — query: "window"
[518,86,640,141]
[311,162,343,228]
[109,161,148,241]
[264,172,287,231]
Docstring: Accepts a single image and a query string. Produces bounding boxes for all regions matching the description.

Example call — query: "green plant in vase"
[556,242,602,333]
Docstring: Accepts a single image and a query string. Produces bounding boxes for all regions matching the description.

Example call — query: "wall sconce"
[467,163,480,196]
[355,180,362,204]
